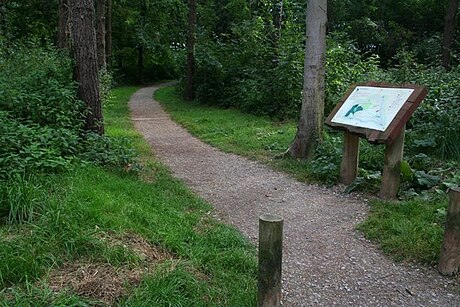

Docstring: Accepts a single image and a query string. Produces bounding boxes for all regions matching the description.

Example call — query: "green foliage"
[79,133,139,170]
[325,33,382,114]
[309,133,342,184]
[0,112,77,179]
[388,52,460,161]
[0,43,140,179]
[0,86,256,305]
[0,43,84,130]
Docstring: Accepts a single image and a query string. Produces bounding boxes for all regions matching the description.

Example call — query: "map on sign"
[331,86,414,131]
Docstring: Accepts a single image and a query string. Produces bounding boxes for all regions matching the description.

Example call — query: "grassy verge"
[155,86,318,182]
[0,87,256,305]
[155,85,448,265]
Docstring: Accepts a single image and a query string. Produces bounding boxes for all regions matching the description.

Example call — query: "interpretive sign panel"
[330,86,414,131]
[325,82,427,145]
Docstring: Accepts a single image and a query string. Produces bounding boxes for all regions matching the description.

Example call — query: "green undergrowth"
[0,87,256,305]
[357,197,447,265]
[155,85,453,265]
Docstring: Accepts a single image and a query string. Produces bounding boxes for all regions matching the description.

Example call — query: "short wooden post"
[258,214,283,307]
[340,131,360,185]
[438,188,460,275]
[379,126,405,199]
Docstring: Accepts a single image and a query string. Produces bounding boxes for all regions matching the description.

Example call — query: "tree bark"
[95,0,106,70]
[70,0,104,135]
[106,0,112,69]
[289,0,327,160]
[441,0,459,70]
[138,0,146,84]
[439,188,460,275]
[185,0,196,101]
[58,0,70,49]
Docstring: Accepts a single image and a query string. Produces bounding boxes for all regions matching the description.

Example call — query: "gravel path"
[129,85,460,306]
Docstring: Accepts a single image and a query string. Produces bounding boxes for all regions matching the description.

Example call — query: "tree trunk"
[185,0,196,101]
[58,0,70,49]
[138,44,144,84]
[106,0,112,69]
[438,188,460,275]
[95,0,106,70]
[70,0,104,135]
[441,0,459,70]
[137,0,146,84]
[289,0,327,160]
[0,0,8,38]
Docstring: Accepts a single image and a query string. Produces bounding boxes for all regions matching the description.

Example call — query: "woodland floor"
[129,84,460,306]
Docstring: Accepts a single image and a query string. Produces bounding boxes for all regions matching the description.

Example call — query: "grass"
[357,197,447,265]
[155,86,320,182]
[154,85,450,266]
[0,87,257,305]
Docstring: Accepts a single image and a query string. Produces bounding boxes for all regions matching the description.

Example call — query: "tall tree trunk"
[58,0,70,49]
[185,0,196,101]
[138,44,144,84]
[95,0,106,70]
[106,0,112,69]
[271,0,284,50]
[138,0,146,84]
[289,0,327,160]
[441,0,459,70]
[0,0,8,38]
[70,0,104,135]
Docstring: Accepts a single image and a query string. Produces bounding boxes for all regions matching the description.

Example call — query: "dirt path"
[129,85,459,306]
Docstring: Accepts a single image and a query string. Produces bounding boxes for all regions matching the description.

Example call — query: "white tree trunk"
[290,0,327,159]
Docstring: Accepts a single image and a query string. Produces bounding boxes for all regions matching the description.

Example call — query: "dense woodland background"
[1,0,458,182]
[0,0,460,303]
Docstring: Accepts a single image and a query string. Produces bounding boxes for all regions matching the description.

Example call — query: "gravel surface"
[130,85,460,306]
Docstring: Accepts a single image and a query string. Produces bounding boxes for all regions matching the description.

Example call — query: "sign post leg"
[340,131,360,185]
[379,126,405,199]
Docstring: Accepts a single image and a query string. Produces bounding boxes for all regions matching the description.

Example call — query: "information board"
[331,86,414,131]
[325,82,427,144]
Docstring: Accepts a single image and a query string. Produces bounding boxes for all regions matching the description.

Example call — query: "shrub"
[78,133,139,171]
[0,42,85,130]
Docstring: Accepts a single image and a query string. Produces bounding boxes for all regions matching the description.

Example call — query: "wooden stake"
[340,131,360,185]
[258,214,283,307]
[379,126,405,199]
[439,188,460,276]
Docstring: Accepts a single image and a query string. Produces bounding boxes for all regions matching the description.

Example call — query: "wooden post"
[340,131,360,185]
[379,126,405,199]
[258,214,283,307]
[438,188,460,276]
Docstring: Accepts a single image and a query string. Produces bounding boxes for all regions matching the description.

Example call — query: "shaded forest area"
[0,0,459,194]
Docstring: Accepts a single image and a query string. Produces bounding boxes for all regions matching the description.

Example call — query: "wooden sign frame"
[325,82,427,145]
[325,82,427,199]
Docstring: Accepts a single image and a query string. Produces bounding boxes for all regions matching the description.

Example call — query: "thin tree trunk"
[58,0,70,49]
[106,0,112,69]
[289,0,327,159]
[441,0,459,70]
[95,0,106,70]
[138,44,144,84]
[138,0,146,84]
[0,0,8,38]
[70,0,104,135]
[185,0,196,101]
